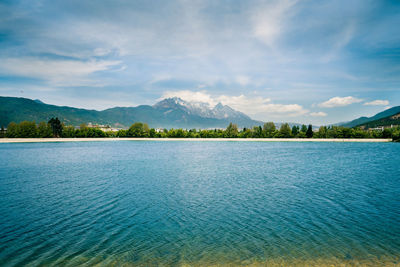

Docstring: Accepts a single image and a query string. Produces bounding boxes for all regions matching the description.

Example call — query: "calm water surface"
[0,141,399,266]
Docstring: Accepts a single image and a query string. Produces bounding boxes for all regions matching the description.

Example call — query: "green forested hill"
[0,96,263,128]
[340,106,400,127]
[356,112,400,129]
[0,97,102,126]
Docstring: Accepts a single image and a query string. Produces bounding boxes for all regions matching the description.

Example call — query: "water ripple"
[0,141,399,266]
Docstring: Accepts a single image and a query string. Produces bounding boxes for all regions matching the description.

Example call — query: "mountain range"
[2,96,399,129]
[355,112,400,129]
[338,106,400,128]
[0,96,263,129]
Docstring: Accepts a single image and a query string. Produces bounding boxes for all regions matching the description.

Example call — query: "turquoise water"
[0,141,399,266]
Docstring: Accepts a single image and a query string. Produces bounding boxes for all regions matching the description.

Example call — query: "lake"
[0,141,399,266]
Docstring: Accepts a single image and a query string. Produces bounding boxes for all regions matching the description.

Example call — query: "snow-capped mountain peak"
[211,102,250,120]
[153,97,250,121]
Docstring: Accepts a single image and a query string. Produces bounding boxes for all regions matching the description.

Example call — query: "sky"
[0,0,399,124]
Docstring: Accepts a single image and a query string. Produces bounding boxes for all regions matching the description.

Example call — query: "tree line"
[1,119,399,141]
[3,118,107,138]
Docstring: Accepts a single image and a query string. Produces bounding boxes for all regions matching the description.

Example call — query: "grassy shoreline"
[0,137,393,143]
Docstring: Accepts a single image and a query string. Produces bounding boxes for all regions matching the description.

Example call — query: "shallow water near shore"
[0,141,399,266]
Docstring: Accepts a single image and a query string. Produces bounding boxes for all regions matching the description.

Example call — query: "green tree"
[382,128,392,138]
[48,117,63,137]
[263,122,276,137]
[317,126,327,138]
[89,128,106,137]
[175,129,185,138]
[341,127,352,138]
[187,129,198,138]
[149,128,156,138]
[19,121,37,137]
[327,126,339,138]
[301,124,307,133]
[352,128,368,138]
[239,128,252,138]
[38,122,52,138]
[6,122,19,138]
[225,123,238,138]
[252,126,263,138]
[142,123,150,137]
[201,129,215,138]
[306,124,313,138]
[278,123,292,138]
[297,131,307,138]
[392,127,400,141]
[116,129,128,137]
[291,125,299,136]
[128,122,150,137]
[62,125,76,138]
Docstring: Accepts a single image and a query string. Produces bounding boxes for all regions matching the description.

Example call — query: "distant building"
[369,125,398,131]
[86,123,120,132]
[370,126,384,131]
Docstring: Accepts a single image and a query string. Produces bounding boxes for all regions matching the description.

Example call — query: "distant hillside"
[0,96,264,129]
[340,106,400,128]
[0,97,102,127]
[356,112,400,129]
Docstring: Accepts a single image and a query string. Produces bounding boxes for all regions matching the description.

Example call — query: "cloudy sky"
[0,0,399,124]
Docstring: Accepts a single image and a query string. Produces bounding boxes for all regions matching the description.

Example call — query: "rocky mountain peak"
[153,97,250,121]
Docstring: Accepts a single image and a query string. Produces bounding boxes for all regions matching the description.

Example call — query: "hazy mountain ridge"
[339,106,400,127]
[355,111,400,129]
[0,96,263,129]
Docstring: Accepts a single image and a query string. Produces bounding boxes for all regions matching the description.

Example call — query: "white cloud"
[161,90,217,106]
[256,103,308,116]
[318,96,363,108]
[363,100,389,106]
[252,0,297,46]
[235,75,250,86]
[217,94,270,112]
[161,90,308,117]
[310,111,327,117]
[0,57,123,87]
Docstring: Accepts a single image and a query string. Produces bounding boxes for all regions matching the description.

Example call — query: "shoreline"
[0,137,393,143]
